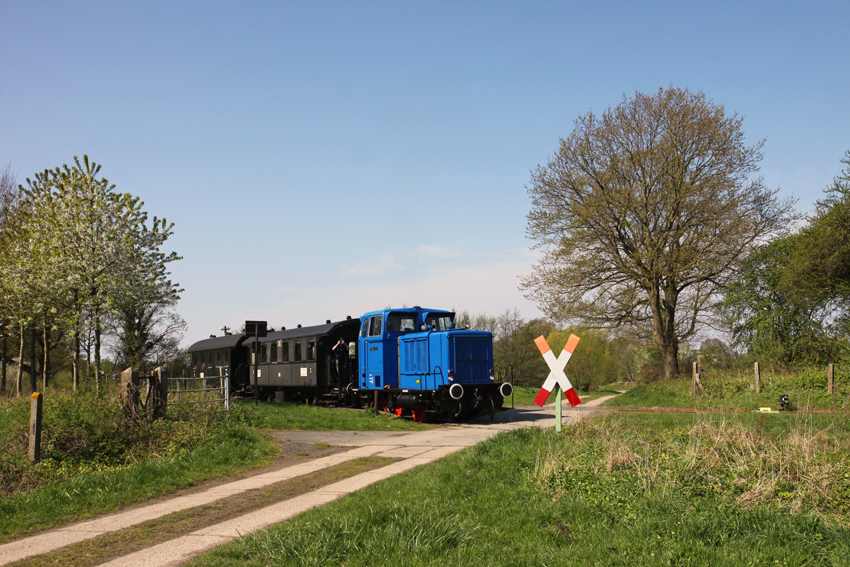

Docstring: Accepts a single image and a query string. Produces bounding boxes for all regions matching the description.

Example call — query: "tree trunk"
[663,341,679,380]
[1,324,6,394]
[72,294,80,392]
[16,324,24,396]
[649,287,680,379]
[94,305,102,392]
[42,323,50,391]
[30,325,37,393]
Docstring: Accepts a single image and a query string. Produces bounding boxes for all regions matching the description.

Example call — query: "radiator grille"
[453,336,491,383]
[402,337,429,373]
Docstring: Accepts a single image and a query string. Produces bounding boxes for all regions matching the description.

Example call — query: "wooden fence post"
[754,362,761,394]
[120,367,140,421]
[692,361,705,397]
[152,367,170,419]
[828,363,834,395]
[29,392,43,462]
[692,362,697,396]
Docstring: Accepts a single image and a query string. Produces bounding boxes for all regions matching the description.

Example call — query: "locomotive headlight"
[447,369,454,382]
[489,368,495,381]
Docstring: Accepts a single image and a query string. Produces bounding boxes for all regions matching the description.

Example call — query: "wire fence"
[170,375,230,412]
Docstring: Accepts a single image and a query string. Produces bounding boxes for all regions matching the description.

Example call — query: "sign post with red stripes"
[533,334,581,431]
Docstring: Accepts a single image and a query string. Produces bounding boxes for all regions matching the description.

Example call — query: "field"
[190,411,850,566]
[0,392,428,540]
[2,376,850,565]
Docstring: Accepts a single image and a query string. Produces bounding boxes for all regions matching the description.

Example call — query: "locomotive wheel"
[493,393,504,410]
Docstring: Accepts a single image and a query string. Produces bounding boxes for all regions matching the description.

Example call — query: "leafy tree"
[722,238,839,367]
[492,312,553,387]
[109,289,186,371]
[3,156,181,389]
[787,151,850,336]
[522,87,796,379]
[722,153,850,367]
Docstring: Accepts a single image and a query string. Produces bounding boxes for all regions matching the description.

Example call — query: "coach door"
[361,315,384,389]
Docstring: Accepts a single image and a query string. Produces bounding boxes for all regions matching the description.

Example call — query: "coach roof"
[242,319,358,347]
[187,333,246,353]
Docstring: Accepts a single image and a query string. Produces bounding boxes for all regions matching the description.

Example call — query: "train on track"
[187,306,512,422]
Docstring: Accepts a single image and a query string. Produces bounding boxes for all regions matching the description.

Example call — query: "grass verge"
[231,399,434,431]
[8,456,396,567]
[603,373,850,412]
[0,422,277,541]
[505,385,622,407]
[188,413,850,567]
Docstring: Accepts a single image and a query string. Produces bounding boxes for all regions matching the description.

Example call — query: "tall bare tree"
[522,87,797,378]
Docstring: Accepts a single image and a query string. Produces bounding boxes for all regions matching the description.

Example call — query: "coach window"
[282,341,290,362]
[215,351,221,366]
[294,341,302,362]
[224,350,230,364]
[269,341,278,363]
[307,339,316,361]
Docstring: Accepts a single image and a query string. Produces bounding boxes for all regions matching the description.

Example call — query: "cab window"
[368,315,383,337]
[386,313,416,333]
[425,314,455,330]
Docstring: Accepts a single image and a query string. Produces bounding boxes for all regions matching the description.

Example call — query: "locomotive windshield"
[386,313,417,333]
[425,313,454,330]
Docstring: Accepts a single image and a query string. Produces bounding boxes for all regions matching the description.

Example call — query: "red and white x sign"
[533,334,581,407]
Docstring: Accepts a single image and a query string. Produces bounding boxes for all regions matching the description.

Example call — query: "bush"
[0,387,232,497]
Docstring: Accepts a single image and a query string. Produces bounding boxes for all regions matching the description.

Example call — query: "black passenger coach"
[188,317,360,404]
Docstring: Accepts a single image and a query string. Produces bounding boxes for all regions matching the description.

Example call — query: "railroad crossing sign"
[533,334,581,407]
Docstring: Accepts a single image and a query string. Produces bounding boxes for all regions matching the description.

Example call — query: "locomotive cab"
[357,307,512,421]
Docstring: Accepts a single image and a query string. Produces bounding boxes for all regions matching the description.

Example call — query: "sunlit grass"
[0,422,276,541]
[190,414,850,567]
[231,399,434,431]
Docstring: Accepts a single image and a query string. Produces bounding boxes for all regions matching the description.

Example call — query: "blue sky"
[1,1,848,346]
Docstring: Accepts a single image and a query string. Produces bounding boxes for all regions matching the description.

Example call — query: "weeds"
[534,415,850,522]
[0,387,238,498]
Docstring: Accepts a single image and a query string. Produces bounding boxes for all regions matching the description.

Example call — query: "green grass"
[504,384,623,407]
[0,422,276,540]
[231,399,435,431]
[602,373,850,413]
[0,392,434,538]
[189,413,850,567]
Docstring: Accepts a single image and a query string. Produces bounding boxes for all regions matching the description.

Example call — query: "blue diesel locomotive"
[187,306,512,422]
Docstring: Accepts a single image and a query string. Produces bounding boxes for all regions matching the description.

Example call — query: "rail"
[170,375,230,412]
